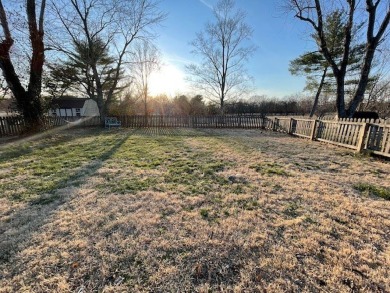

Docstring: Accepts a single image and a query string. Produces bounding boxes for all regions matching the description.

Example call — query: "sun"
[148,62,188,96]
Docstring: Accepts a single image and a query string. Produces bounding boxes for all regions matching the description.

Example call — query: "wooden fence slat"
[381,127,389,153]
[355,124,366,152]
[0,114,389,159]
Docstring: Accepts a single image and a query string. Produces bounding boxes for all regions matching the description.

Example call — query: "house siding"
[49,99,99,117]
[83,100,100,116]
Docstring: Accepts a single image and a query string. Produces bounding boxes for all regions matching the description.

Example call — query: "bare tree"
[0,0,46,130]
[363,77,390,116]
[288,0,390,117]
[49,0,165,119]
[131,40,160,117]
[186,0,255,113]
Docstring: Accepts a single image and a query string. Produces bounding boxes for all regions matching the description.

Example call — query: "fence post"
[289,118,293,134]
[310,119,318,140]
[273,117,278,132]
[356,122,369,153]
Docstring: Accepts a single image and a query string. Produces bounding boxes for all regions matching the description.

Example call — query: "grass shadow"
[131,127,210,137]
[0,130,131,264]
[0,127,104,164]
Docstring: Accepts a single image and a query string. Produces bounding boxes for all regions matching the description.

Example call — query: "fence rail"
[1,115,389,158]
[117,115,266,129]
[0,116,102,137]
[316,120,366,151]
[365,123,390,158]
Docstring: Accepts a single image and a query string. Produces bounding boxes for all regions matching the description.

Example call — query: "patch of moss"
[354,183,390,200]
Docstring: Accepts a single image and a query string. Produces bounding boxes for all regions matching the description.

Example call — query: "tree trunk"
[0,42,44,131]
[335,74,347,118]
[347,45,376,117]
[26,29,45,130]
[220,96,225,115]
[0,0,46,132]
[91,65,105,122]
[310,67,327,117]
[0,41,26,102]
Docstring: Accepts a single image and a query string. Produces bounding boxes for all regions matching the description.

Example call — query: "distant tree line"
[109,93,347,117]
[110,90,390,117]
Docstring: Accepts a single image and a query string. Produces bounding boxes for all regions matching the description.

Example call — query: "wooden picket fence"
[1,114,389,158]
[0,116,101,137]
[0,116,26,136]
[365,123,390,157]
[117,114,265,128]
[274,117,390,158]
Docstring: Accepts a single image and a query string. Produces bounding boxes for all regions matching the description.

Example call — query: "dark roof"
[51,96,89,109]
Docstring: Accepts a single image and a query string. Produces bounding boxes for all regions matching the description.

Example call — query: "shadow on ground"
[0,127,105,163]
[0,130,131,264]
[130,127,213,137]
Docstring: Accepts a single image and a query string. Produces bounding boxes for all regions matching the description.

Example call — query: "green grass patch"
[105,177,159,194]
[0,130,127,202]
[250,162,290,176]
[354,183,390,200]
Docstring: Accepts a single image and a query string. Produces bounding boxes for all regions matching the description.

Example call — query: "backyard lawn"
[0,127,389,292]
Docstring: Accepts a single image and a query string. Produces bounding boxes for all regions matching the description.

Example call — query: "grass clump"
[30,194,61,205]
[235,198,259,210]
[283,202,300,218]
[200,208,209,219]
[107,178,159,194]
[354,183,390,200]
[250,162,289,176]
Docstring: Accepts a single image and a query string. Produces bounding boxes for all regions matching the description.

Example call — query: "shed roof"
[51,96,89,109]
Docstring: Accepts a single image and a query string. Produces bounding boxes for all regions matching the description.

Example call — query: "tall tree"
[290,52,329,117]
[288,0,390,117]
[46,38,126,102]
[131,40,160,117]
[186,0,255,113]
[0,0,46,130]
[289,10,367,117]
[50,0,165,119]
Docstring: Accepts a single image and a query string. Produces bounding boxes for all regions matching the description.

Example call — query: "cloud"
[164,54,193,66]
[198,0,213,10]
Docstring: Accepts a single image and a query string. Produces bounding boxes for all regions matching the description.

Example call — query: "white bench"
[105,117,121,129]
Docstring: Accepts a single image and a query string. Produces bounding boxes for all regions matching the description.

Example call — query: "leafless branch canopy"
[48,0,165,116]
[187,0,256,111]
[288,0,390,117]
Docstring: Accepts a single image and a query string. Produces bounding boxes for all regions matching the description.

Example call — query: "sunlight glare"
[148,62,188,97]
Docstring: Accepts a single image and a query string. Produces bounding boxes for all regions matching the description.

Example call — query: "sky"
[148,0,317,98]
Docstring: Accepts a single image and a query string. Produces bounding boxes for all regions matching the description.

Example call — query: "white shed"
[50,97,100,117]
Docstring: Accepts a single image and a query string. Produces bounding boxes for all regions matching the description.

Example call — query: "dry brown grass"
[0,127,389,292]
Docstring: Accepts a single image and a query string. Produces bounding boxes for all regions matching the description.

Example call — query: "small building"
[0,99,18,116]
[50,96,100,117]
